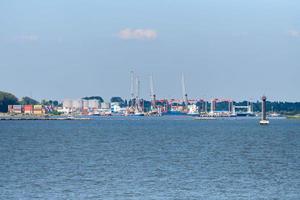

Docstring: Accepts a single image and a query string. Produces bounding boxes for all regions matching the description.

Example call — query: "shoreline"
[0,115,91,121]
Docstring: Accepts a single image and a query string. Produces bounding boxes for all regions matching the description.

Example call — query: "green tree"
[82,96,104,102]
[41,99,60,106]
[0,91,18,112]
[110,97,124,103]
[19,97,39,105]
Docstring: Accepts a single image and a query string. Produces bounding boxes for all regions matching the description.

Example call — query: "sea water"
[0,117,299,199]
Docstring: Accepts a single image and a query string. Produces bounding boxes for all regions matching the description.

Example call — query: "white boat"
[187,104,199,116]
[260,120,270,125]
[194,116,216,120]
[269,112,281,117]
[187,112,199,116]
[125,111,144,116]
[134,112,144,116]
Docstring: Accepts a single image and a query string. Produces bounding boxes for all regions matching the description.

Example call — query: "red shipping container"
[24,105,33,111]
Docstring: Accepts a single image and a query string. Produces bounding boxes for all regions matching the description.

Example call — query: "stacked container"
[33,105,43,115]
[24,105,33,115]
[7,105,13,113]
[12,105,22,114]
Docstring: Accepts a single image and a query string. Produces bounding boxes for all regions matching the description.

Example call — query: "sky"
[0,0,299,102]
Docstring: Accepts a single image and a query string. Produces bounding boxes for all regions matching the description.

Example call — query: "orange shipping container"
[33,110,43,115]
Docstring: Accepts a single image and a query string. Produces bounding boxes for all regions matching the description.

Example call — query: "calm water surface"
[0,117,300,199]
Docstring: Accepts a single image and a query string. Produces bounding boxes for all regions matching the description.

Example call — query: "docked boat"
[163,111,187,116]
[134,112,144,116]
[268,112,281,117]
[259,120,270,125]
[194,116,216,120]
[236,112,255,117]
[187,104,199,116]
[147,109,162,116]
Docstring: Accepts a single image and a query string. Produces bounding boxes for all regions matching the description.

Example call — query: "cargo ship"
[162,110,187,116]
[236,112,255,117]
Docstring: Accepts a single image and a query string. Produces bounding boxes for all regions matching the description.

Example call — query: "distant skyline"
[0,0,299,101]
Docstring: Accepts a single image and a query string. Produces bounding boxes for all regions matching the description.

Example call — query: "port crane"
[181,74,189,108]
[126,71,144,115]
[135,76,143,112]
[130,71,135,107]
[150,75,157,109]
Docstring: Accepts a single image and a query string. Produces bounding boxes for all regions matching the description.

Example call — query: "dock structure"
[208,98,234,117]
[260,95,270,125]
[0,115,90,121]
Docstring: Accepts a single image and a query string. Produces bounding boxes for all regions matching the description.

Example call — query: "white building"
[57,107,71,114]
[63,99,83,111]
[100,102,110,109]
[111,102,121,113]
[63,99,72,109]
[72,100,83,110]
[63,99,101,113]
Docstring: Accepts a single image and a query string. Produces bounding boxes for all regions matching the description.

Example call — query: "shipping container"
[13,105,22,109]
[33,110,43,115]
[24,105,33,114]
[8,105,13,112]
[24,105,33,110]
[33,105,43,109]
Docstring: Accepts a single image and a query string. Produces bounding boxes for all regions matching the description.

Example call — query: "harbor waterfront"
[2,0,300,199]
[1,72,299,119]
[0,117,299,199]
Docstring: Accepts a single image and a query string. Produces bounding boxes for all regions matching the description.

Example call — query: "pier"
[0,115,91,121]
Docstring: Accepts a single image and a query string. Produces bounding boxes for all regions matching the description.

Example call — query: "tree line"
[0,91,59,113]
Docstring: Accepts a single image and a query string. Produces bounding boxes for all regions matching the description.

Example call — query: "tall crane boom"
[130,71,135,100]
[135,76,140,100]
[181,73,188,107]
[135,76,142,112]
[150,75,157,109]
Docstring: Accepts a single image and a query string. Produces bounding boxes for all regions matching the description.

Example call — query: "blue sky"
[0,0,299,101]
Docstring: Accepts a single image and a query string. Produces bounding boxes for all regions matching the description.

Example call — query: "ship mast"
[135,76,140,111]
[130,71,135,102]
[150,75,157,109]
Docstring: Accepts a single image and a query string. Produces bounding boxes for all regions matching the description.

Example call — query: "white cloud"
[14,34,39,42]
[118,28,157,40]
[288,30,300,37]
